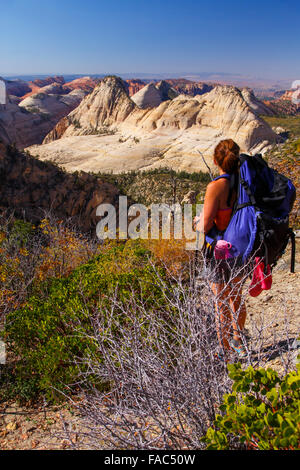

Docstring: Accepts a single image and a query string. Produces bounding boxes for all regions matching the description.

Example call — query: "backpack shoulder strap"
[212,173,231,182]
[227,172,238,207]
[212,173,238,207]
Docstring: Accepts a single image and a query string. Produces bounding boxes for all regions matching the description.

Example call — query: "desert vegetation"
[0,118,299,450]
[0,209,299,450]
[93,167,210,207]
[263,116,300,228]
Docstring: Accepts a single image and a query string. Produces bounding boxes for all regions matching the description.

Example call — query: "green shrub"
[2,240,167,402]
[8,220,34,247]
[202,363,300,450]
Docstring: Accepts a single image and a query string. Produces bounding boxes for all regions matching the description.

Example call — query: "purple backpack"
[205,154,296,272]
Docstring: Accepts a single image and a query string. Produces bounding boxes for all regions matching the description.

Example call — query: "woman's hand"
[193,215,203,232]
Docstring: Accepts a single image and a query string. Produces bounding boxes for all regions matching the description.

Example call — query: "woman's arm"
[195,182,219,234]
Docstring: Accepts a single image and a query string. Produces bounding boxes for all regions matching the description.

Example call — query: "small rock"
[263,295,273,302]
[6,422,17,432]
[31,439,39,449]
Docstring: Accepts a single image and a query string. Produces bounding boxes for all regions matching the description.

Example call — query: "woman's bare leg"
[228,276,247,342]
[211,276,247,350]
[211,282,232,351]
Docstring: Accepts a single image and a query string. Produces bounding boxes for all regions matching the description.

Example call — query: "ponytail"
[214,139,240,174]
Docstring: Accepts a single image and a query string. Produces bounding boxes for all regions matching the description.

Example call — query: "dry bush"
[144,237,191,277]
[0,211,98,323]
[60,253,299,450]
[35,217,97,281]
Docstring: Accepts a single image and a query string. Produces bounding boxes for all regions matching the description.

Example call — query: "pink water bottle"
[214,240,232,260]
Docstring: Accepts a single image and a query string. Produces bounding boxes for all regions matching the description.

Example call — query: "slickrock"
[241,88,277,116]
[28,76,278,174]
[131,83,163,109]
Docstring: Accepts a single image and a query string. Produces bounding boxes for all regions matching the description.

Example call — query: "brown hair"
[214,139,240,174]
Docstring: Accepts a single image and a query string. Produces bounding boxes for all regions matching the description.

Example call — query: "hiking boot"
[229,339,248,358]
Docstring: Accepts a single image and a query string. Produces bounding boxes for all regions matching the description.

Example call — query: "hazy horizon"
[0,72,293,89]
[1,0,300,81]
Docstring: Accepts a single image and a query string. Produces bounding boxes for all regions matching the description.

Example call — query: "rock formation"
[19,89,86,119]
[20,76,66,99]
[63,76,100,93]
[31,76,65,88]
[3,79,32,97]
[28,76,278,174]
[165,79,214,96]
[131,83,163,109]
[0,142,120,231]
[241,88,277,116]
[0,85,87,149]
[155,81,178,101]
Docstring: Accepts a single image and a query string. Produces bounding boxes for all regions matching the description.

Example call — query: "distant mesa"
[262,82,300,115]
[32,75,65,88]
[19,76,99,100]
[165,79,214,97]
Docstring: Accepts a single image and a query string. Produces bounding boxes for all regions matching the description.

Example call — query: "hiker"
[195,139,247,358]
[195,138,296,360]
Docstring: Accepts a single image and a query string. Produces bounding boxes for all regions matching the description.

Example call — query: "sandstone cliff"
[155,81,178,101]
[29,76,278,174]
[241,88,277,116]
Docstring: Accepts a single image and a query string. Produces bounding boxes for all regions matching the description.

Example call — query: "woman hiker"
[195,139,248,360]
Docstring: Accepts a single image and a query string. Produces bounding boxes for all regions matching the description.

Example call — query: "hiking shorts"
[207,256,251,284]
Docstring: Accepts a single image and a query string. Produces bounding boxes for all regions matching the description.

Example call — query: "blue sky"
[1,0,299,79]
